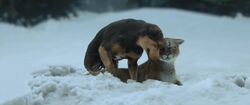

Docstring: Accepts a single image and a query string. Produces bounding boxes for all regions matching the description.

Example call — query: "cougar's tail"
[84,28,105,74]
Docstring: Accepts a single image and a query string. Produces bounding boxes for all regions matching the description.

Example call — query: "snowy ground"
[1,8,250,105]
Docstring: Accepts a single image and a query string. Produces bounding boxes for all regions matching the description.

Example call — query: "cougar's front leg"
[175,80,182,86]
[128,59,138,80]
[98,46,117,75]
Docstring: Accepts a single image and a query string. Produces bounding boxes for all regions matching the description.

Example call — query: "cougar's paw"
[175,80,183,86]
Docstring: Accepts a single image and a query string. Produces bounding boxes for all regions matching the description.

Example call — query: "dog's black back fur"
[84,19,164,73]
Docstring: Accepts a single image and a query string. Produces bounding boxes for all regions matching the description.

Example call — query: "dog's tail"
[84,28,105,75]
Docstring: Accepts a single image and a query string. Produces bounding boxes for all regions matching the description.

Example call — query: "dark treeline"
[0,0,82,27]
[0,0,249,27]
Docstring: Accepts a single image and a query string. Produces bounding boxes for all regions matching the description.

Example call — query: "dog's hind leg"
[98,46,118,75]
[128,59,138,80]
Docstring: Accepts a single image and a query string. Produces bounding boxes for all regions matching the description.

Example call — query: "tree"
[0,0,83,27]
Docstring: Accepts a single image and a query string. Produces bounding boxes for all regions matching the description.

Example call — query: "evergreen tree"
[0,0,249,27]
[0,0,83,27]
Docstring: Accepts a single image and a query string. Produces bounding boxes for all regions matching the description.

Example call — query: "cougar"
[116,37,184,86]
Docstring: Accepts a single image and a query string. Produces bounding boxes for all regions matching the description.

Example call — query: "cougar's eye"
[167,46,171,50]
[160,49,164,54]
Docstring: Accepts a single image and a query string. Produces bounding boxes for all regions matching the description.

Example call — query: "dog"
[84,19,165,80]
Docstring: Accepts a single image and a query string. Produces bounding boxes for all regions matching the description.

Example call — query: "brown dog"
[116,38,184,86]
[84,19,165,80]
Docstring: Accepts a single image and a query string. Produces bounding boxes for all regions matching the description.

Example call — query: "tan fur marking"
[112,43,126,54]
[98,46,116,73]
[136,36,160,61]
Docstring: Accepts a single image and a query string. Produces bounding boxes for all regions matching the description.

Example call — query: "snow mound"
[3,66,249,105]
[28,66,128,105]
[31,66,77,77]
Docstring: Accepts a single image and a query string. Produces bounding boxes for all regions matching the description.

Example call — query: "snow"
[1,8,250,105]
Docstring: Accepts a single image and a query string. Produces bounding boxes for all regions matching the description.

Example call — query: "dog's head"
[137,24,165,61]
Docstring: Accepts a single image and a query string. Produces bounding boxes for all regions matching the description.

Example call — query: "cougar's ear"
[163,37,169,42]
[164,37,184,45]
[174,38,184,45]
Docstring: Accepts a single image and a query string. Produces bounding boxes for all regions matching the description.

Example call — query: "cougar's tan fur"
[117,38,184,86]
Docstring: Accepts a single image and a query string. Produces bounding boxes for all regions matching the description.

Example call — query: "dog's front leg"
[128,59,138,80]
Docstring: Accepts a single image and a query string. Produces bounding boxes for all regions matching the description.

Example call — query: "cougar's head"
[160,38,184,63]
